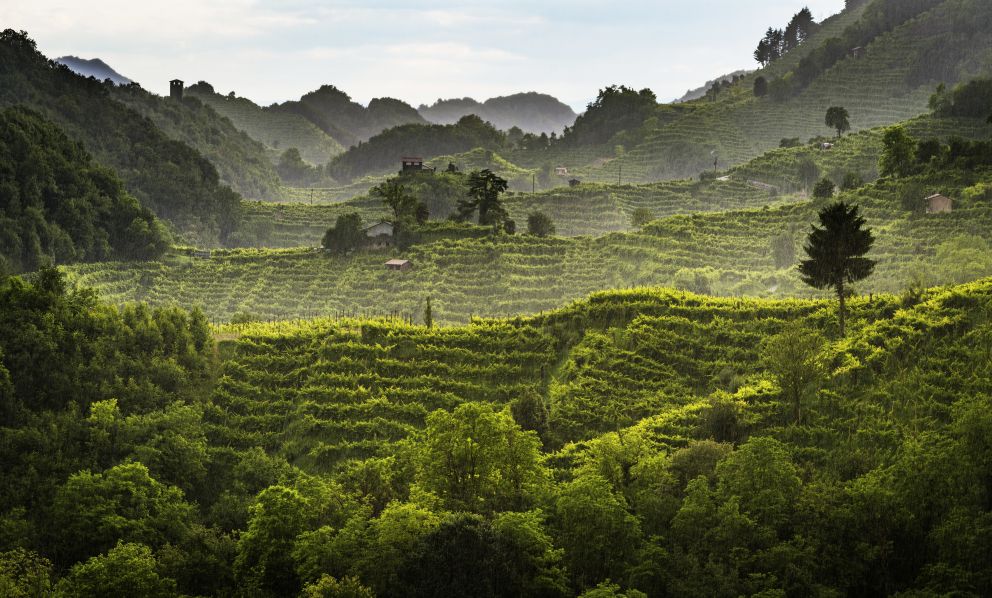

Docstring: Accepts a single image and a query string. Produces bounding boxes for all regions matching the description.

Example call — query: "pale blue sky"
[3,0,845,110]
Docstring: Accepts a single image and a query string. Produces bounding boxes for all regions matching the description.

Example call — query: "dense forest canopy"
[0,107,168,273]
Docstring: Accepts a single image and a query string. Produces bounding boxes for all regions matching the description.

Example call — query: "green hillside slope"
[0,30,242,244]
[64,156,992,323]
[111,83,282,200]
[566,0,992,184]
[0,107,168,272]
[273,85,426,149]
[186,82,344,166]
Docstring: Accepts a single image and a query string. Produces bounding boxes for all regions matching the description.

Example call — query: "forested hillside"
[328,115,507,182]
[2,265,990,596]
[418,92,577,134]
[186,82,344,167]
[110,83,283,200]
[0,107,168,273]
[530,0,992,184]
[273,85,425,149]
[0,30,242,245]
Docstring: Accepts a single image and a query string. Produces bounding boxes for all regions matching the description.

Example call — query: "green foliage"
[0,548,51,597]
[812,177,836,199]
[0,30,243,244]
[417,403,544,513]
[322,213,366,254]
[760,323,827,423]
[0,107,168,271]
[54,542,177,598]
[554,473,641,588]
[931,78,992,118]
[825,106,851,137]
[562,86,657,147]
[458,169,511,231]
[302,575,376,598]
[799,201,875,334]
[526,211,555,237]
[630,207,655,228]
[52,462,194,566]
[880,125,917,178]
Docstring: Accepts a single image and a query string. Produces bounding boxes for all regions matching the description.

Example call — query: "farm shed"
[385,259,412,271]
[925,193,953,214]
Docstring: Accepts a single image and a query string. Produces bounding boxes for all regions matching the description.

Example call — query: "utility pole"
[618,162,622,186]
[532,173,535,194]
[309,188,314,206]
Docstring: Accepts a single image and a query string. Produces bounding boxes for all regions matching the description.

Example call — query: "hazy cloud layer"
[3,0,845,110]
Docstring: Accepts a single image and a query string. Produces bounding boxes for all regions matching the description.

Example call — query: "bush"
[631,208,656,228]
[526,212,556,237]
[812,178,835,199]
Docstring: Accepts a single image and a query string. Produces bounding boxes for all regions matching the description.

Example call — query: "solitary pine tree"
[799,202,875,336]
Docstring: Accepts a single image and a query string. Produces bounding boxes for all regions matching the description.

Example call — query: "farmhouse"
[925,193,953,214]
[849,46,865,59]
[555,166,569,176]
[385,259,412,271]
[365,221,394,249]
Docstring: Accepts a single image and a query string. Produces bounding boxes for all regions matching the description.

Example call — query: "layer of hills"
[418,93,577,134]
[3,0,992,595]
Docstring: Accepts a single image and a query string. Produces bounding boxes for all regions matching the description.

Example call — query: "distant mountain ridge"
[55,55,132,85]
[419,92,577,134]
[272,85,426,149]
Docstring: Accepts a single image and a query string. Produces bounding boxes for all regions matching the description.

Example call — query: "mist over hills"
[418,92,578,134]
[55,55,132,85]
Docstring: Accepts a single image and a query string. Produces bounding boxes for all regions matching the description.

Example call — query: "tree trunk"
[837,279,846,337]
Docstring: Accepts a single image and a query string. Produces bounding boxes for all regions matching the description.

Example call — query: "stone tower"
[170,79,184,101]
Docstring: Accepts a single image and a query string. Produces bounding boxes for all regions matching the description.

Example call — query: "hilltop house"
[365,221,394,249]
[400,157,436,175]
[926,193,953,214]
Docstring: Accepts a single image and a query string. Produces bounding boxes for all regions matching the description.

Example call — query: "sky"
[2,0,846,111]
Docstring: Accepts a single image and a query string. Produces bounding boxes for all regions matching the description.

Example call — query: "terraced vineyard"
[205,288,843,469]
[209,317,560,468]
[65,165,992,323]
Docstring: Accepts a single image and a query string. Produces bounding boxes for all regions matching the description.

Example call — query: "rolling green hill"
[537,0,992,184]
[186,82,344,167]
[273,85,426,149]
[0,107,168,272]
[0,30,242,245]
[63,158,992,324]
[110,83,283,200]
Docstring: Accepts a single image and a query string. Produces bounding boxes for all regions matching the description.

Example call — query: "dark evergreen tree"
[799,202,876,335]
